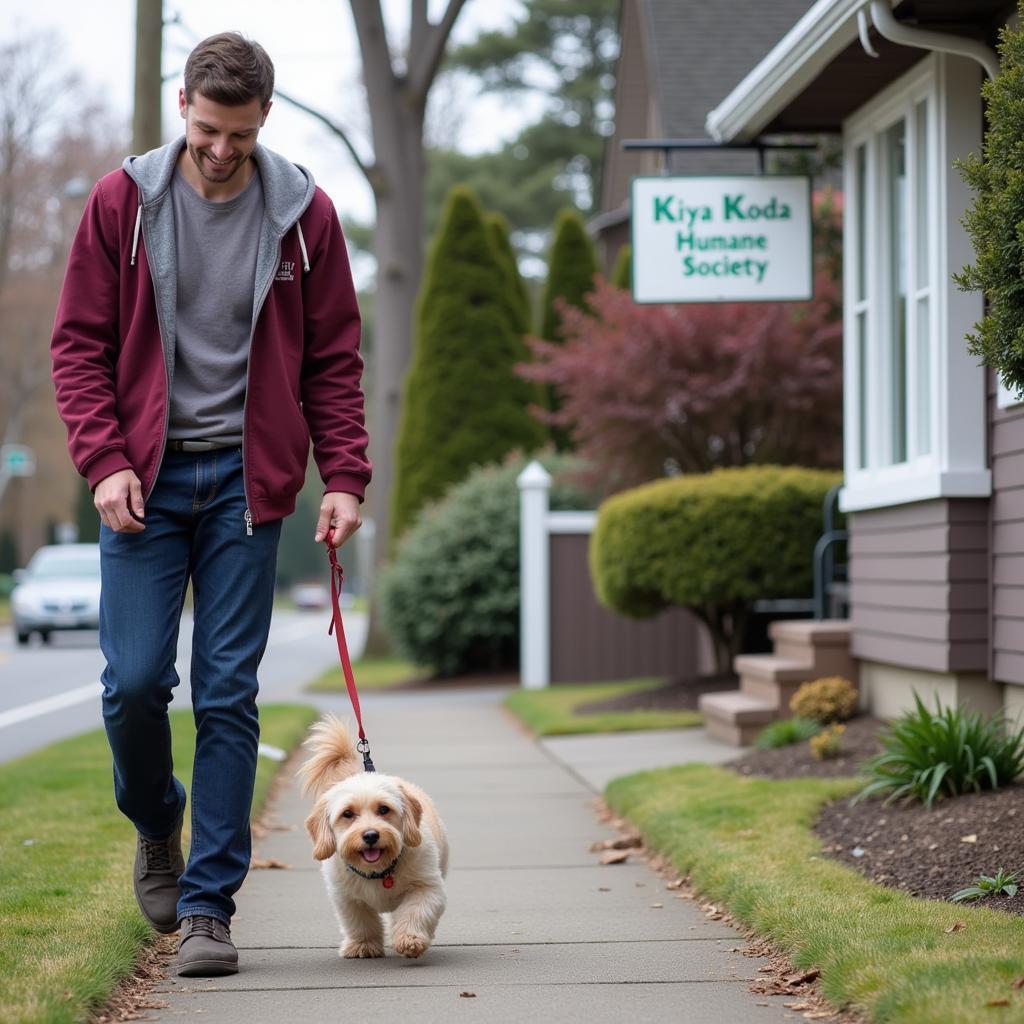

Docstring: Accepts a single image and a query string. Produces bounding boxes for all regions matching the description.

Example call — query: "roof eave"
[705,0,880,142]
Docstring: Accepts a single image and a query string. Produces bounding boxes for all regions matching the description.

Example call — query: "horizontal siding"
[548,533,711,684]
[990,370,1024,683]
[850,499,988,674]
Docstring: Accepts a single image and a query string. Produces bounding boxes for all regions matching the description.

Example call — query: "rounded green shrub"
[379,453,596,677]
[590,466,841,670]
[754,716,821,750]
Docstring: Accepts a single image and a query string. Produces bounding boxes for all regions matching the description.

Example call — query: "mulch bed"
[728,714,1024,916]
[574,673,739,713]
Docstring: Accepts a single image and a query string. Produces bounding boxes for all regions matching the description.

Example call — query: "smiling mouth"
[362,847,383,864]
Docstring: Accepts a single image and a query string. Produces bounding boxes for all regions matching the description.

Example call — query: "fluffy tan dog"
[298,716,448,959]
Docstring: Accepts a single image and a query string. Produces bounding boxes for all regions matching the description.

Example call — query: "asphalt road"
[0,607,367,765]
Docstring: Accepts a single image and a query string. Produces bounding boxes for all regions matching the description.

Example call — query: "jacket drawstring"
[130,199,142,267]
[296,221,310,273]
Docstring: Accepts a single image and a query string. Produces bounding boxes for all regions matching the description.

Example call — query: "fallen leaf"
[783,1001,813,1010]
[666,879,684,889]
[459,992,476,998]
[804,1014,834,1021]
[597,887,611,892]
[250,858,289,870]
[785,968,821,986]
[986,999,1010,1007]
[599,849,629,865]
[945,921,967,933]
[1013,977,1024,990]
[961,834,978,844]
[650,902,663,909]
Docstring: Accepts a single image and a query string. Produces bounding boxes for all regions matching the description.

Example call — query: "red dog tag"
[383,875,394,889]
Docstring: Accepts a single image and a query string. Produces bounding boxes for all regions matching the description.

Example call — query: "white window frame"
[840,54,991,512]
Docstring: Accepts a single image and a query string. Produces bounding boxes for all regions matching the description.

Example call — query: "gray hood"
[120,138,317,429]
[122,137,316,231]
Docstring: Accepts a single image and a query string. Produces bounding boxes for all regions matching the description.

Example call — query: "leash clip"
[357,737,376,773]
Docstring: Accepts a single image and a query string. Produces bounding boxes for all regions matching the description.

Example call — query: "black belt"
[166,439,224,452]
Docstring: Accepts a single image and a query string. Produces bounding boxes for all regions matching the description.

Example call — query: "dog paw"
[393,932,430,958]
[341,939,385,958]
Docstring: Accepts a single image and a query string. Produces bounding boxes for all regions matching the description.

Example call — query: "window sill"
[839,469,992,512]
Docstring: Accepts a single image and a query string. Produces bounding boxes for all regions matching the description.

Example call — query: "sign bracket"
[622,138,818,176]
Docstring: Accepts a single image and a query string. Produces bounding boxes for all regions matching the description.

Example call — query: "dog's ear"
[304,797,337,860]
[398,784,423,848]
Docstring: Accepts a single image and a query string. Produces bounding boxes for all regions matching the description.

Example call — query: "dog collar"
[347,853,401,888]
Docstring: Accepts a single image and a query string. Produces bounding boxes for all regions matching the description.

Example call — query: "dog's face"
[305,774,423,868]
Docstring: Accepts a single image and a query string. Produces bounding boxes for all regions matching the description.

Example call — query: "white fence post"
[518,460,551,689]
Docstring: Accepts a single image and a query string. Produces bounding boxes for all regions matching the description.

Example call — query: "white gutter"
[706,0,998,143]
[868,1,999,80]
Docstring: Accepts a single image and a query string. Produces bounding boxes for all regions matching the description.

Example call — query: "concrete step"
[766,621,855,679]
[733,654,814,683]
[699,690,777,747]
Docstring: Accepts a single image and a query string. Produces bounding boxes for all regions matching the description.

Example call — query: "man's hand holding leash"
[315,491,361,548]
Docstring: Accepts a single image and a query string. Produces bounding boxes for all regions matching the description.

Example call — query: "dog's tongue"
[362,847,382,864]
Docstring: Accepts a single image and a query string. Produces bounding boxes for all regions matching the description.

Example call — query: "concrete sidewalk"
[148,687,801,1023]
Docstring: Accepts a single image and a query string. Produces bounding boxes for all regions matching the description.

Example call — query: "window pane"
[887,120,907,465]
[915,100,929,289]
[917,297,931,456]
[856,145,867,303]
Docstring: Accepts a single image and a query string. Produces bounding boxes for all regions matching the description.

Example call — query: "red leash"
[325,530,375,772]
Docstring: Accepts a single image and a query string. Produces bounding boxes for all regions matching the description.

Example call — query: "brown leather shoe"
[177,915,239,976]
[133,819,184,934]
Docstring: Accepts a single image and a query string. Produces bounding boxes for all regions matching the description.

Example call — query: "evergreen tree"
[611,244,632,291]
[540,208,599,341]
[485,211,530,332]
[75,477,100,543]
[538,208,599,450]
[390,186,545,545]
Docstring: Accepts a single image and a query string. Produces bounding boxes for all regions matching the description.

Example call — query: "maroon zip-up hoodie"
[51,138,371,525]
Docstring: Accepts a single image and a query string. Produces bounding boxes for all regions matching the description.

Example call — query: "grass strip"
[305,655,428,692]
[606,763,1024,1023]
[0,703,317,1024]
[505,678,702,736]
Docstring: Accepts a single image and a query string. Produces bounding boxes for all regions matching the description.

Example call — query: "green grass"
[305,655,429,692]
[606,764,1024,1023]
[0,703,317,1024]
[505,679,702,736]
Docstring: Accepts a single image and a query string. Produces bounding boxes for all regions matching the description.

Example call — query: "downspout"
[867,0,999,79]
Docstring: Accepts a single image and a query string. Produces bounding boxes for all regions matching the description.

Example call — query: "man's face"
[179,89,270,185]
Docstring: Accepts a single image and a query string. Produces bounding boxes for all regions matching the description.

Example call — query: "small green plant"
[856,692,1024,809]
[950,869,1020,903]
[790,676,858,724]
[754,716,821,750]
[809,723,845,760]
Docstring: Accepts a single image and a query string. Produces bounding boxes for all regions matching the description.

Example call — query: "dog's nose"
[362,830,380,846]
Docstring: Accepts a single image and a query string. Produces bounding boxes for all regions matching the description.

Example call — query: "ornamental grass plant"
[856,693,1024,809]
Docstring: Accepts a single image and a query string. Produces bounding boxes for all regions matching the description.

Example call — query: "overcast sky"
[3,0,531,228]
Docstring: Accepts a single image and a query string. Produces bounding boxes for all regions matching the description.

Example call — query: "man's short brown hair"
[184,32,274,109]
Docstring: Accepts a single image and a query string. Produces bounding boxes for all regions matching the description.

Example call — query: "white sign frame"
[630,174,813,304]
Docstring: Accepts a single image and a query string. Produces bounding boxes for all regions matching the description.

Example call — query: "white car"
[11,543,101,645]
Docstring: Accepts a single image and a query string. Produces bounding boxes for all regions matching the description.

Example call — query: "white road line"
[0,681,102,730]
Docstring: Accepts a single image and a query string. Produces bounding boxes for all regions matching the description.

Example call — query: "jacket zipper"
[137,202,173,501]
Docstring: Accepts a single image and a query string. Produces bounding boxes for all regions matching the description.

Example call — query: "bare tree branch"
[410,0,428,49]
[273,87,378,187]
[351,2,397,95]
[409,0,470,101]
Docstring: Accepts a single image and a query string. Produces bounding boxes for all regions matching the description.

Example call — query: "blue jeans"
[99,447,282,925]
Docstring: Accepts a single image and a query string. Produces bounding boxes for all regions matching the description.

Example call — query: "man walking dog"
[51,32,370,977]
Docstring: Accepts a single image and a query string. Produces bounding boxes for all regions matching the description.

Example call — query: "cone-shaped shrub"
[539,207,599,341]
[611,243,631,290]
[538,208,599,450]
[486,211,530,333]
[390,186,545,544]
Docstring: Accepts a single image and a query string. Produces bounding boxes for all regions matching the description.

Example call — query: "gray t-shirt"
[168,167,264,444]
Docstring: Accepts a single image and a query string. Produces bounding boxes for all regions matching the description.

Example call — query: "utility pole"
[132,0,164,154]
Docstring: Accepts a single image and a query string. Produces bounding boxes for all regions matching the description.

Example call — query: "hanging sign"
[631,175,813,303]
